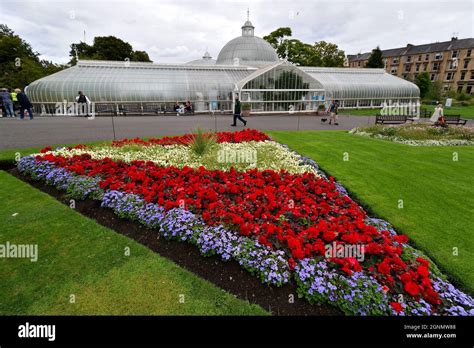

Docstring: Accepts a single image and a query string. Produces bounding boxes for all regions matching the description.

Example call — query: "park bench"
[95,103,117,115]
[142,103,162,115]
[375,115,414,124]
[121,103,143,116]
[444,114,468,125]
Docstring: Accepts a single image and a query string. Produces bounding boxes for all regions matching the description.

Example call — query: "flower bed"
[350,123,474,146]
[17,130,474,316]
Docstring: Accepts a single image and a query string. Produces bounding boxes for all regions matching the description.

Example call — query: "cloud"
[0,0,472,64]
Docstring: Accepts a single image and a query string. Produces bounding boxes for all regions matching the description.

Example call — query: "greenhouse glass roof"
[300,67,420,100]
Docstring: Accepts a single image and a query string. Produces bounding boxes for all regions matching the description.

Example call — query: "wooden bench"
[444,114,468,125]
[375,115,414,124]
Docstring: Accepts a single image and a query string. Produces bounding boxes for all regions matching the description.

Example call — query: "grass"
[268,130,474,294]
[339,104,474,119]
[0,171,268,315]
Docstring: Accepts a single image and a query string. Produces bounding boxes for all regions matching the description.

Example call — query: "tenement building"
[348,37,474,94]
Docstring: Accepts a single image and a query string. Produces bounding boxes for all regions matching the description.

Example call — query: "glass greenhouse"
[27,18,420,115]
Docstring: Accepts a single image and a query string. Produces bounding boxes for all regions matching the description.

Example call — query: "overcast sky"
[1,0,473,64]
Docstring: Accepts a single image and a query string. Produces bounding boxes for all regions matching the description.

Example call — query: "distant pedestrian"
[430,103,444,123]
[15,88,34,120]
[231,95,247,127]
[75,91,91,116]
[329,100,339,125]
[0,88,15,118]
[10,89,19,116]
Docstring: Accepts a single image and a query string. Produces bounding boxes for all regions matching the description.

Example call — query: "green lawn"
[0,171,267,315]
[268,131,474,294]
[339,104,474,119]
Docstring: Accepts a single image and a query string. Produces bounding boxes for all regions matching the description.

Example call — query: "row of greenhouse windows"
[31,98,419,116]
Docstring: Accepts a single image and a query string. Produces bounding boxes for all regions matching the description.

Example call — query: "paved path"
[0,115,376,150]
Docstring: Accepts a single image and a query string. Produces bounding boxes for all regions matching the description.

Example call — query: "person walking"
[0,88,15,118]
[16,88,34,120]
[10,88,19,116]
[430,103,444,123]
[231,95,247,127]
[328,100,339,125]
[75,91,91,116]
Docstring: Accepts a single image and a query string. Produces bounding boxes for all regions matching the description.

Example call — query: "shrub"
[189,128,217,156]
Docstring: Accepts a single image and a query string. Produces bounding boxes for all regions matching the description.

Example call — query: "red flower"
[390,302,403,313]
[404,282,420,297]
[417,265,429,278]
[377,262,391,275]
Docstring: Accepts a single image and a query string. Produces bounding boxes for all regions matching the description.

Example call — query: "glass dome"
[216,20,279,67]
[185,51,216,65]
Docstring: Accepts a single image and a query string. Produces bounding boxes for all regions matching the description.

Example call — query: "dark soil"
[8,167,342,316]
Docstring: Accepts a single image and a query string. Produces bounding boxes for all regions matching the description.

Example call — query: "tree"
[263,27,292,52]
[0,24,64,88]
[264,27,345,67]
[132,50,152,62]
[309,41,345,67]
[414,72,431,99]
[366,46,384,68]
[69,36,152,64]
[426,80,443,101]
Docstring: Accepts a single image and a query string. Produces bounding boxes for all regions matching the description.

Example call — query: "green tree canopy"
[414,72,431,99]
[69,36,152,64]
[264,27,345,67]
[0,24,64,89]
[366,46,384,68]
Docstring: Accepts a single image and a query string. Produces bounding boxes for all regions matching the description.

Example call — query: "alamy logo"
[18,322,56,341]
[325,242,365,262]
[0,241,38,262]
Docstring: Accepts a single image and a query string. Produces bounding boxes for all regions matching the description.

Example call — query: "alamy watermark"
[217,149,257,167]
[0,241,38,262]
[325,242,365,262]
[380,101,420,117]
[50,101,96,119]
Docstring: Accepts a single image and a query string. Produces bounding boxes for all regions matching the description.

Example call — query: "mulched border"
[8,167,342,316]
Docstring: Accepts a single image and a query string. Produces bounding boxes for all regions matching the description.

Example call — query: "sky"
[1,0,473,65]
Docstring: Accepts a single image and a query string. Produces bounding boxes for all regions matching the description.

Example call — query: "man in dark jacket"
[15,88,34,120]
[231,95,247,127]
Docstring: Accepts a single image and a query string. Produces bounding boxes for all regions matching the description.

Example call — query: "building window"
[471,71,474,79]
[446,72,454,81]
[448,60,458,70]
[425,54,429,61]
[464,60,469,69]
[467,49,472,57]
[418,55,422,62]
[390,67,397,74]
[452,50,459,58]
[461,71,466,80]
[404,64,411,72]
[467,86,473,94]
[415,64,420,72]
[392,57,399,64]
[423,62,428,71]
[435,52,443,60]
[433,62,441,71]
[430,73,436,81]
[358,61,361,67]
[406,56,412,63]
[457,86,463,93]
